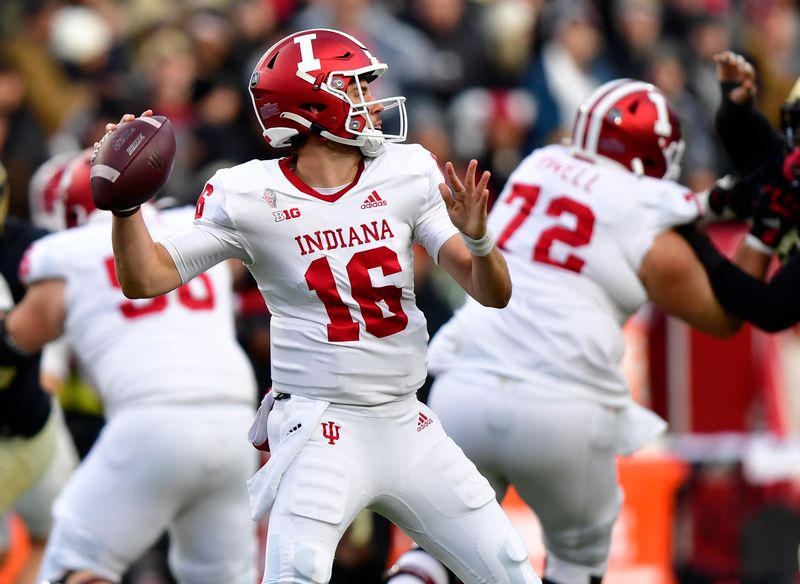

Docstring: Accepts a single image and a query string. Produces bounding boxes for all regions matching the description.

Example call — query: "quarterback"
[105,28,539,584]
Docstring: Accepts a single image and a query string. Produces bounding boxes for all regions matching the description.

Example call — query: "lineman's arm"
[679,226,800,332]
[112,209,182,298]
[4,279,66,354]
[639,229,742,338]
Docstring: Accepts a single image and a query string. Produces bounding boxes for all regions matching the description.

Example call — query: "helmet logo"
[250,71,260,87]
[295,33,321,73]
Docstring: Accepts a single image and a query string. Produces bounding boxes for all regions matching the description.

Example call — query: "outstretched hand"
[713,51,756,105]
[439,159,491,239]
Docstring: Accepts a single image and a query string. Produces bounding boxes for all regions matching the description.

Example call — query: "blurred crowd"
[4,0,800,582]
[4,0,800,216]
[4,0,800,373]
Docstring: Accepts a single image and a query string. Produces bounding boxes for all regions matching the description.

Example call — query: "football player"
[386,79,744,584]
[103,28,540,584]
[0,158,56,514]
[679,51,800,331]
[0,150,261,584]
[0,152,81,584]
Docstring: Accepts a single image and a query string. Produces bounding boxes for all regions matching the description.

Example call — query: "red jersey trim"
[279,156,365,203]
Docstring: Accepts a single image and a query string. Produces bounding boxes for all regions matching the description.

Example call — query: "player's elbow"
[117,271,168,299]
[119,280,156,299]
[495,282,512,308]
[698,316,743,339]
[478,280,512,308]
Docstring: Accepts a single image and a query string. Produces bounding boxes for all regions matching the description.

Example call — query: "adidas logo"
[417,412,433,432]
[361,190,387,209]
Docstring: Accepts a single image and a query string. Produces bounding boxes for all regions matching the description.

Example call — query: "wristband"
[461,230,495,257]
[744,233,774,254]
[112,206,140,218]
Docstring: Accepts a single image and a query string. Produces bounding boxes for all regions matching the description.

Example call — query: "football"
[90,115,176,211]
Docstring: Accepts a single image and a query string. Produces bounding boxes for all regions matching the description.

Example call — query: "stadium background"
[2,0,800,582]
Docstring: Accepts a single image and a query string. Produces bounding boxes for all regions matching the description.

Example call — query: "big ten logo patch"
[274,208,301,222]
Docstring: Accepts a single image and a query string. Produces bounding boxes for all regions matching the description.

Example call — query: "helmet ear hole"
[301,103,328,114]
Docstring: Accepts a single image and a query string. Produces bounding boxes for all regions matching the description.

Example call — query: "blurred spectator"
[405,0,495,98]
[684,12,735,123]
[449,87,538,197]
[522,0,614,150]
[0,2,85,136]
[228,0,286,82]
[482,0,542,87]
[646,43,719,190]
[0,57,50,218]
[742,1,800,128]
[606,0,664,79]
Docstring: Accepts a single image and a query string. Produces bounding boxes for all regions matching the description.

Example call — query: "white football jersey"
[161,143,458,406]
[23,206,257,417]
[429,145,701,406]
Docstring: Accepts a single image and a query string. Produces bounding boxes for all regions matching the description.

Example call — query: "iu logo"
[321,421,341,445]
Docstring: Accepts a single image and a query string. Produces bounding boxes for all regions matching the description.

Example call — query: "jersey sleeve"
[412,151,459,263]
[623,180,703,270]
[159,172,254,284]
[20,234,65,285]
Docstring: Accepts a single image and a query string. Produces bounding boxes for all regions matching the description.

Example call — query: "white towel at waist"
[247,394,330,521]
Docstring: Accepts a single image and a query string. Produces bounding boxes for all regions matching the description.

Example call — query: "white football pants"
[37,403,259,584]
[428,369,623,579]
[262,393,541,584]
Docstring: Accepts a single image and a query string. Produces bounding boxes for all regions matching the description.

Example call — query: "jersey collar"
[279,156,365,203]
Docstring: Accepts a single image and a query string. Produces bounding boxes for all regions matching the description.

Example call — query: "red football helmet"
[59,149,97,229]
[248,28,407,156]
[571,79,684,180]
[28,151,75,231]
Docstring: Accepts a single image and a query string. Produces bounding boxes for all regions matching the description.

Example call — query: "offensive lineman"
[1,151,260,584]
[103,29,539,584]
[387,80,750,584]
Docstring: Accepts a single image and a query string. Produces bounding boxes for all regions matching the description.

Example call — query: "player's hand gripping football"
[91,108,175,215]
[714,50,756,105]
[92,109,154,161]
[439,159,491,240]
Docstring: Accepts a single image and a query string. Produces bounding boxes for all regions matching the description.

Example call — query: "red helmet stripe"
[573,79,630,151]
[584,81,653,153]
